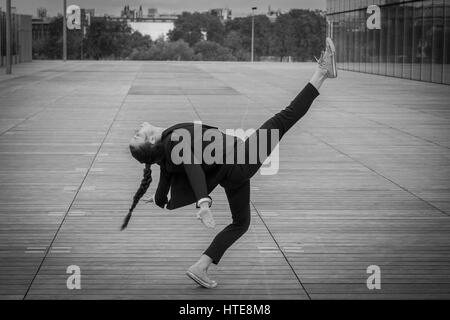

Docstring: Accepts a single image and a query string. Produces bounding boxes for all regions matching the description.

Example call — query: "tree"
[33,16,83,59]
[121,31,152,58]
[271,10,326,61]
[129,39,198,61]
[33,17,152,60]
[32,9,326,62]
[193,41,236,61]
[168,12,225,46]
[225,15,273,60]
[223,31,249,61]
[84,18,135,59]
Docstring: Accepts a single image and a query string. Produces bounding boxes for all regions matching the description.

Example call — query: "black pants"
[204,83,320,264]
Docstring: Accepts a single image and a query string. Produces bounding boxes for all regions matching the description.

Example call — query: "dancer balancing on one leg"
[123,38,338,289]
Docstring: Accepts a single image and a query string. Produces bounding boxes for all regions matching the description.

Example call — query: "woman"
[123,38,338,289]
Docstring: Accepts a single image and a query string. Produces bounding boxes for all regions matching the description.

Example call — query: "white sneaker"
[316,37,338,79]
[186,265,218,289]
[325,37,338,78]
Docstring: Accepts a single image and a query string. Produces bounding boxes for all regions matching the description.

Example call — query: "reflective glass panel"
[412,1,423,80]
[395,5,404,77]
[387,4,396,76]
[421,0,433,82]
[403,2,414,79]
[431,0,444,83]
[444,0,450,84]
[379,2,389,75]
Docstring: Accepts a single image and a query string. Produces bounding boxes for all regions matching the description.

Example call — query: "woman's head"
[129,122,164,164]
[130,122,160,148]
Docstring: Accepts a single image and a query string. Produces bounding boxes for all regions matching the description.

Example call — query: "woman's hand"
[196,203,216,229]
[143,195,154,204]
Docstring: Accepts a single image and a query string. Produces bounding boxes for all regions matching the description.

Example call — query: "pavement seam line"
[251,201,312,300]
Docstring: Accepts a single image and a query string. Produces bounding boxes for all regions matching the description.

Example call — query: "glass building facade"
[326,0,450,84]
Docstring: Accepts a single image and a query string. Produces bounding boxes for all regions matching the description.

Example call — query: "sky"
[1,0,326,17]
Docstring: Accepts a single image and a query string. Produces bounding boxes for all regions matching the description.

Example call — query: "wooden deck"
[1,61,450,300]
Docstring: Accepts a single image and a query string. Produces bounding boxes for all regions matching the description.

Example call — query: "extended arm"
[154,167,171,208]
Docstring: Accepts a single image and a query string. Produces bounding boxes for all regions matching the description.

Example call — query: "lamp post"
[251,6,257,63]
[63,0,67,61]
[6,0,12,74]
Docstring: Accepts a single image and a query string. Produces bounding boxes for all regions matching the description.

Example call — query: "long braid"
[121,163,153,230]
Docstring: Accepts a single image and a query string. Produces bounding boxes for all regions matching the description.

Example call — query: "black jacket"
[154,122,238,210]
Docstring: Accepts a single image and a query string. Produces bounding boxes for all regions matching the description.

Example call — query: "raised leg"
[227,82,320,182]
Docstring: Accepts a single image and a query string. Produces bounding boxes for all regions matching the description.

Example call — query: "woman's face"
[130,122,158,148]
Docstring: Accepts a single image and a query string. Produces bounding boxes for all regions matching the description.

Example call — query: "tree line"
[33,9,326,62]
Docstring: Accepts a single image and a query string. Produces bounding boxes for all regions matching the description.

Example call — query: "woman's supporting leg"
[203,180,251,264]
[191,254,214,271]
[187,180,250,288]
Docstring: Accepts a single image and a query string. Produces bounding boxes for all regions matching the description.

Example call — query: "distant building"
[148,8,158,18]
[267,5,282,22]
[32,7,51,41]
[155,13,178,22]
[36,7,47,19]
[84,9,95,18]
[117,6,178,40]
[32,18,51,40]
[33,7,50,41]
[32,7,94,41]
[31,4,178,42]
[121,5,177,22]
[121,5,137,19]
[209,8,232,22]
[0,9,32,65]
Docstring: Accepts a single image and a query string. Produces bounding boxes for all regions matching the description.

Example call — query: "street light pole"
[63,0,67,61]
[251,7,257,63]
[6,0,12,74]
